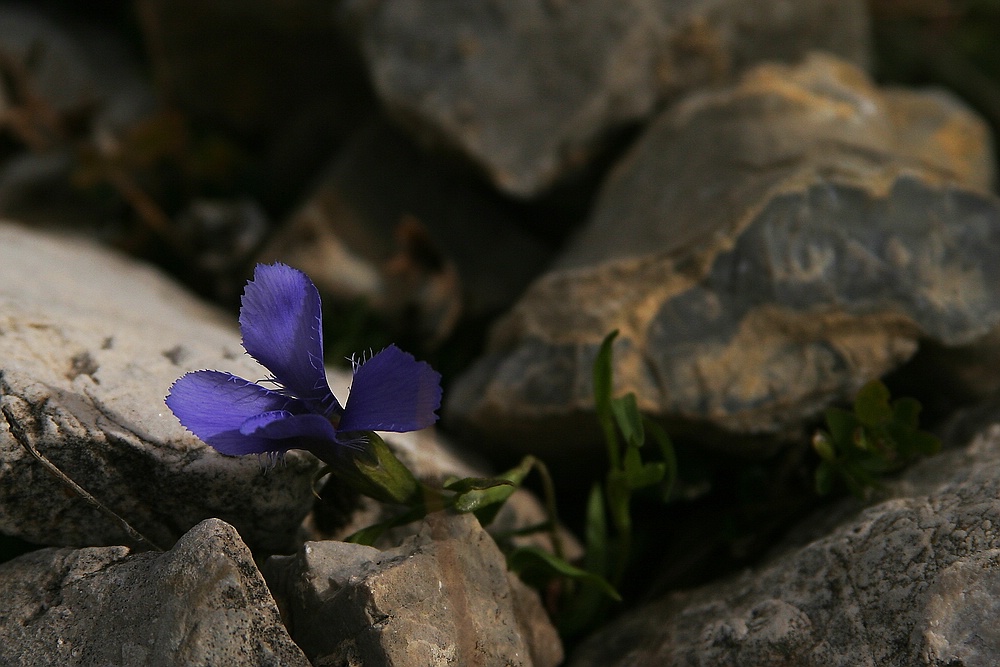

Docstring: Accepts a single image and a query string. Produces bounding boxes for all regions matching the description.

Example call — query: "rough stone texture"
[569,421,1000,667]
[447,54,1000,455]
[265,512,563,667]
[0,221,318,551]
[0,518,310,667]
[343,0,871,196]
[258,118,550,345]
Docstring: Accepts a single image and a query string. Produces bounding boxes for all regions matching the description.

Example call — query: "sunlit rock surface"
[0,221,318,551]
[448,54,1000,456]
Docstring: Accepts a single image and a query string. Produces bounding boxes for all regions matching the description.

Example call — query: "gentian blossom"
[166,262,442,465]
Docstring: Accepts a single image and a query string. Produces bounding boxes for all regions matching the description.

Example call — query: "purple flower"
[166,263,442,464]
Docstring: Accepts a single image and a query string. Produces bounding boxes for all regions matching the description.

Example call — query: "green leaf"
[443,477,516,494]
[594,331,622,468]
[854,379,892,427]
[507,546,621,602]
[812,431,836,463]
[584,483,608,576]
[344,504,429,546]
[345,522,387,546]
[611,393,644,450]
[622,446,665,490]
[463,455,536,526]
[643,418,678,500]
[825,407,858,446]
[452,481,518,514]
[606,471,632,536]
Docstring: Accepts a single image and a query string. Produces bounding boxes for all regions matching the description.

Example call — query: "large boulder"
[343,0,871,196]
[447,54,1000,455]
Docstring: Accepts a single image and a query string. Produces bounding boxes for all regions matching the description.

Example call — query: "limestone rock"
[569,420,1000,667]
[0,518,310,667]
[0,221,318,551]
[258,118,551,345]
[265,512,563,667]
[447,54,1000,455]
[343,0,871,196]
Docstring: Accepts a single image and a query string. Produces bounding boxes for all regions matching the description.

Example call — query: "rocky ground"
[3,1,1000,665]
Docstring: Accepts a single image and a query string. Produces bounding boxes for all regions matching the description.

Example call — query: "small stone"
[265,512,563,667]
[447,54,1000,455]
[0,518,310,667]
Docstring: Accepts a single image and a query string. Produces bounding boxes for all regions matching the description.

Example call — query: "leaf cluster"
[557,330,677,637]
[812,379,940,498]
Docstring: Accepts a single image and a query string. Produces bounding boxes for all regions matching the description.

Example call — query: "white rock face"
[0,221,318,551]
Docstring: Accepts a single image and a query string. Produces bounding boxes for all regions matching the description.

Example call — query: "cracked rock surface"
[0,518,310,667]
[569,421,1000,666]
[0,221,318,551]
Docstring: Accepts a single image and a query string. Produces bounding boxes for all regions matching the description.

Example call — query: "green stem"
[529,457,565,562]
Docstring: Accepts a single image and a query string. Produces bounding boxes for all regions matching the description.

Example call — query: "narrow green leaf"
[345,522,387,546]
[453,483,519,514]
[507,546,621,602]
[346,504,434,546]
[444,477,516,494]
[584,483,608,576]
[611,393,644,450]
[643,417,678,500]
[594,331,622,468]
[606,471,632,536]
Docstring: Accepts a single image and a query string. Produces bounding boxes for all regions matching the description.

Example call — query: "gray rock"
[447,54,1000,455]
[0,518,310,667]
[265,511,563,667]
[0,221,318,551]
[258,118,551,345]
[343,0,871,196]
[569,420,1000,667]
